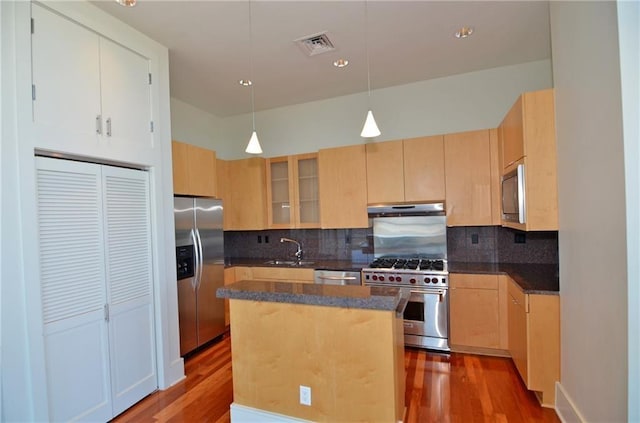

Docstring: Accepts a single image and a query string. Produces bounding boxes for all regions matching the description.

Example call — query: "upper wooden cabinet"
[225,158,267,231]
[318,145,368,229]
[444,129,493,226]
[506,276,560,407]
[403,136,446,202]
[266,153,320,229]
[365,136,445,204]
[172,140,217,197]
[499,89,558,231]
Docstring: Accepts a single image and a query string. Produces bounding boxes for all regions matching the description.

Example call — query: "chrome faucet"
[280,237,303,261]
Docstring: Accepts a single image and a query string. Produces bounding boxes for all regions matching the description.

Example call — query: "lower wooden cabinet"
[450,273,508,351]
[507,276,560,407]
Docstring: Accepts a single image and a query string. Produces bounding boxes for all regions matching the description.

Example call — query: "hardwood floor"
[112,334,559,423]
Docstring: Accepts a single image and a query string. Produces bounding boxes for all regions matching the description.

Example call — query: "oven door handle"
[411,289,446,302]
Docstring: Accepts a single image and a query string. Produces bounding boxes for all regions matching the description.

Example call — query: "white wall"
[175,59,552,159]
[170,97,226,149]
[550,2,628,421]
[618,1,640,421]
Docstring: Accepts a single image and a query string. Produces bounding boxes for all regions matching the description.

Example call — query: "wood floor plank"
[112,334,560,423]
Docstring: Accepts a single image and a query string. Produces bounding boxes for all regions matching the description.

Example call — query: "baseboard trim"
[555,382,587,423]
[230,403,312,423]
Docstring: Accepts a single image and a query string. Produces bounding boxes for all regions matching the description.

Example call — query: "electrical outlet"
[257,235,262,244]
[471,234,479,244]
[299,385,311,406]
[514,233,526,244]
[265,235,269,243]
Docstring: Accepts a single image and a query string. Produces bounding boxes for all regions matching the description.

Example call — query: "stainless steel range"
[362,202,450,352]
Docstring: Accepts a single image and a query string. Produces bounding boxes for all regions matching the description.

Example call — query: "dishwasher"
[313,270,362,286]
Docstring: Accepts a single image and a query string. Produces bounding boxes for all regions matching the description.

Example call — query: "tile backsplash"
[224,228,374,263]
[447,226,558,263]
[225,225,558,264]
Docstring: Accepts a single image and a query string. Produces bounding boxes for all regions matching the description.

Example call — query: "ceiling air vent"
[295,31,335,56]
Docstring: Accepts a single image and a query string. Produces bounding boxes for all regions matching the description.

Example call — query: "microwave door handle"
[517,164,526,224]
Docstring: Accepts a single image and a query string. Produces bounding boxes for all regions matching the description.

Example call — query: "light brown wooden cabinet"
[506,276,560,407]
[499,88,558,231]
[365,136,446,204]
[266,153,319,229]
[450,273,508,352]
[229,266,314,284]
[172,140,217,197]
[225,158,267,230]
[318,145,368,229]
[444,129,493,226]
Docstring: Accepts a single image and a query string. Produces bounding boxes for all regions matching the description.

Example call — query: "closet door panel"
[43,315,112,422]
[102,165,157,415]
[36,157,111,421]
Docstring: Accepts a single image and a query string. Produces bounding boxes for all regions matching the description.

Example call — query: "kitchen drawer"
[250,266,314,283]
[507,276,528,312]
[450,273,498,290]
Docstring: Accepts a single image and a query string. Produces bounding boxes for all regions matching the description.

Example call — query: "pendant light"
[360,0,381,138]
[244,0,263,154]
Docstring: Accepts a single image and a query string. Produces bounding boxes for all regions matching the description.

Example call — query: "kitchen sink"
[263,260,315,266]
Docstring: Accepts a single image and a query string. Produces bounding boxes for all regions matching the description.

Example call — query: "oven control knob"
[389,276,395,282]
[423,277,429,284]
[409,278,416,284]
[372,275,378,281]
[379,276,385,281]
[431,277,439,284]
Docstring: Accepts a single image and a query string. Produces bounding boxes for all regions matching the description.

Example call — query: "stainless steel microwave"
[502,164,526,224]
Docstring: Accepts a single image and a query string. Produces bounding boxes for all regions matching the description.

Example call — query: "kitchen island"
[217,280,408,423]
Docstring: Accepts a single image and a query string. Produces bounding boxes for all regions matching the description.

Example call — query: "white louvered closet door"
[36,157,112,423]
[101,165,156,416]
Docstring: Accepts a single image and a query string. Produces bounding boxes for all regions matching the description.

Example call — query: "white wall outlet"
[299,385,311,406]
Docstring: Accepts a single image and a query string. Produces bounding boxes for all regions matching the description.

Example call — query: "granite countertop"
[449,262,559,295]
[226,257,369,272]
[225,258,559,295]
[217,280,409,314]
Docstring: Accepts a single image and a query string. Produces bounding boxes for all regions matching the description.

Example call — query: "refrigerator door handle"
[194,228,204,289]
[190,228,200,290]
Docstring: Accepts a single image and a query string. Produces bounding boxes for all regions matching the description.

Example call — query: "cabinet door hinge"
[31,18,34,34]
[150,121,154,132]
[148,73,152,85]
[32,84,36,101]
[104,303,110,322]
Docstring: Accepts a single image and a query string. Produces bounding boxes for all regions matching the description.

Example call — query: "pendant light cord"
[365,0,371,105]
[249,0,256,132]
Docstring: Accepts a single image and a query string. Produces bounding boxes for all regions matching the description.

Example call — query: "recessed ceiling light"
[239,79,252,87]
[455,26,474,39]
[333,58,349,68]
[115,0,136,7]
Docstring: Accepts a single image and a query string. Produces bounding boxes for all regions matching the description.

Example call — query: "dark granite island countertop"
[449,262,559,295]
[217,280,408,313]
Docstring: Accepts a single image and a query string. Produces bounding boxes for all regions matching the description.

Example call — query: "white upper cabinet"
[31,4,152,160]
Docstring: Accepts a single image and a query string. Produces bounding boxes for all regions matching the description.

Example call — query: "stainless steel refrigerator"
[174,197,225,356]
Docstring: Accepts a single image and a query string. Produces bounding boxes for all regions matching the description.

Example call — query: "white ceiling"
[92,1,551,117]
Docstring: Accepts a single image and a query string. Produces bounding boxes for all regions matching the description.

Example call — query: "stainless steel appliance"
[314,270,361,286]
[174,197,225,356]
[502,163,526,224]
[362,202,450,351]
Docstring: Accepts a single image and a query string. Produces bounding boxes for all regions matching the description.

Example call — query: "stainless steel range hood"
[368,202,447,259]
[367,202,445,218]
